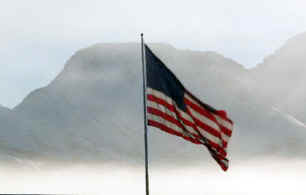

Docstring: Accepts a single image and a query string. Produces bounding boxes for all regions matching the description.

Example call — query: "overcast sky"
[1,0,306,108]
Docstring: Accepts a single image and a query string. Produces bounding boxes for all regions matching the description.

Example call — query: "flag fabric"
[145,45,233,171]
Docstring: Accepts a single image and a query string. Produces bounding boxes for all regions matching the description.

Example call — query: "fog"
[1,158,304,194]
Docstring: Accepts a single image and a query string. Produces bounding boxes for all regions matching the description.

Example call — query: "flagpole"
[141,33,150,195]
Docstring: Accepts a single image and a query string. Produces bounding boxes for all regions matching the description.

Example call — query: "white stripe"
[147,113,193,138]
[147,100,175,120]
[187,103,221,132]
[191,121,222,145]
[221,159,229,167]
[149,101,223,147]
[184,93,232,144]
[221,133,230,143]
[147,88,194,122]
[213,114,233,131]
[148,88,230,169]
[185,93,233,131]
[185,107,222,145]
[148,87,224,147]
[184,93,200,105]
[147,88,172,102]
[186,103,226,146]
[213,115,232,143]
[147,101,198,135]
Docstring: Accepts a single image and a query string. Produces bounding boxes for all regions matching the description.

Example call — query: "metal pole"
[141,33,149,195]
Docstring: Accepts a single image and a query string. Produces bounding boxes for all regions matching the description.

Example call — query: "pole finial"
[141,33,144,37]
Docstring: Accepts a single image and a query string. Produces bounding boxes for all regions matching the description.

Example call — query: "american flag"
[145,44,233,171]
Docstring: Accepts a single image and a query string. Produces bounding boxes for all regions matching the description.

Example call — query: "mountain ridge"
[1,40,306,168]
[250,32,306,123]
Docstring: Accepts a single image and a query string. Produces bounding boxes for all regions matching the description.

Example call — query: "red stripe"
[185,90,233,124]
[148,113,229,171]
[208,147,229,171]
[190,115,223,141]
[147,94,176,113]
[185,97,233,132]
[184,104,228,157]
[147,107,184,129]
[147,106,201,141]
[148,116,228,171]
[215,110,233,124]
[147,107,226,152]
[214,154,228,171]
[220,163,228,171]
[214,116,233,137]
[147,96,228,156]
[148,120,201,144]
[184,97,220,124]
[147,94,226,143]
[185,97,232,138]
[148,94,195,128]
[147,106,227,156]
[173,111,226,154]
[220,126,232,137]
[207,140,227,157]
[222,140,228,148]
[148,93,231,138]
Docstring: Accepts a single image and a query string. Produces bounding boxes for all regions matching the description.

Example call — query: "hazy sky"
[1,0,306,108]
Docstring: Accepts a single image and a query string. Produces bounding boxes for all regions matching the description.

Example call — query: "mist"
[1,158,304,194]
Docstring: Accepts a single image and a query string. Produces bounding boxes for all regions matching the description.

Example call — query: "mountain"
[0,105,11,115]
[0,42,305,169]
[251,32,306,124]
[0,105,41,167]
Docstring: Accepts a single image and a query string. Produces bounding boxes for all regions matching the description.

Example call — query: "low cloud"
[0,158,304,194]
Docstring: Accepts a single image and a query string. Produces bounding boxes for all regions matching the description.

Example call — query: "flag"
[145,45,233,171]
